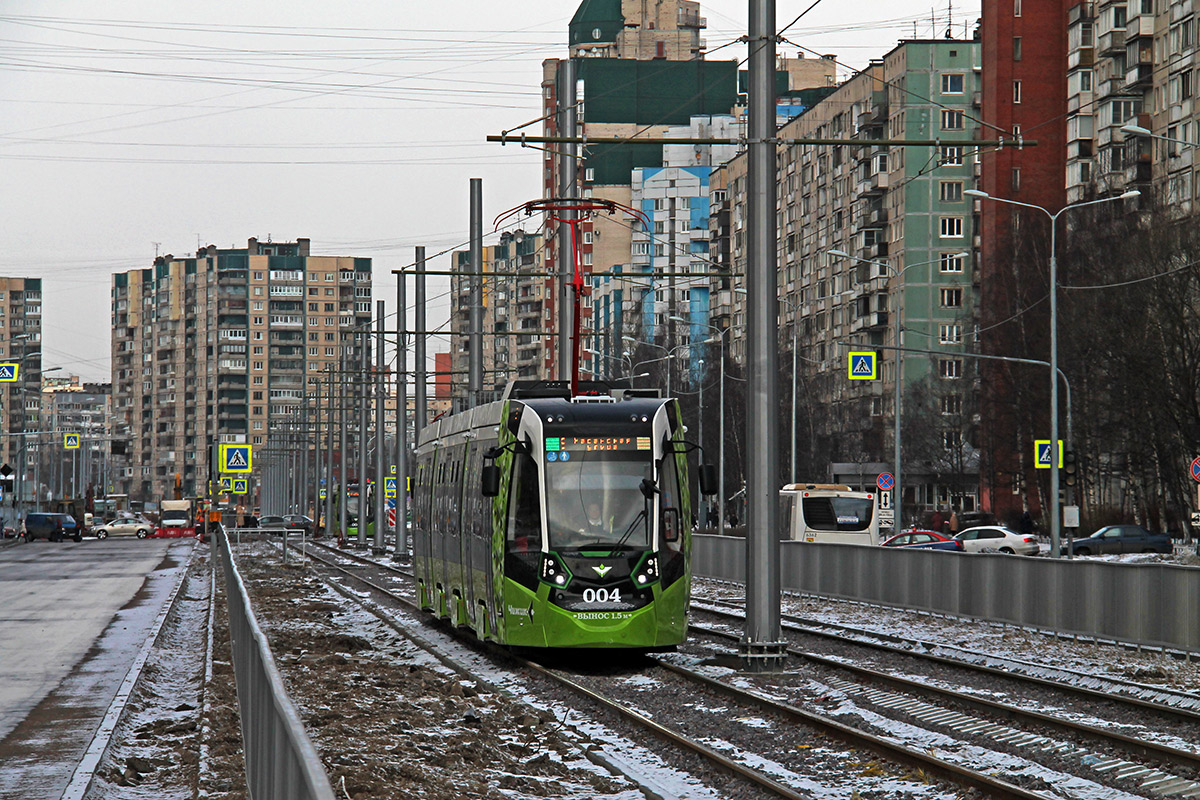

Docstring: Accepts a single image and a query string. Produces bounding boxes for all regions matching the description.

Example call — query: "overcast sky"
[0,1,980,382]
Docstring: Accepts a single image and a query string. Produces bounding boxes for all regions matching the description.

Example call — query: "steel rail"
[695,599,1200,724]
[691,620,1200,773]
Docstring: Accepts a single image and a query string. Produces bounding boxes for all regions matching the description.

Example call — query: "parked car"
[954,525,1040,555]
[1062,524,1173,556]
[22,512,83,542]
[257,514,314,535]
[94,514,155,539]
[881,529,964,551]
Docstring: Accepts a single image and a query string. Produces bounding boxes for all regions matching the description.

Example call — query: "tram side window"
[505,451,541,589]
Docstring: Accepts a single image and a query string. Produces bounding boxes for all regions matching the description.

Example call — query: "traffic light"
[1063,448,1078,486]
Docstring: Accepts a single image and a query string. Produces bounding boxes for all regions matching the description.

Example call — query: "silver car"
[954,525,1040,555]
[94,515,155,540]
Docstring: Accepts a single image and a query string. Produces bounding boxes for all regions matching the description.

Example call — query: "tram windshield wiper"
[610,507,648,555]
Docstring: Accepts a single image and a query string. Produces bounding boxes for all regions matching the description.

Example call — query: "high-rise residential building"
[0,277,44,494]
[721,38,984,515]
[448,230,543,406]
[978,0,1070,521]
[111,238,371,503]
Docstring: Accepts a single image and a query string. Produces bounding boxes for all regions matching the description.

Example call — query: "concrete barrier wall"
[693,535,1200,653]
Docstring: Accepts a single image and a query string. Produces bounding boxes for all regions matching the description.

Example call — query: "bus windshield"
[802,495,874,531]
[544,450,654,551]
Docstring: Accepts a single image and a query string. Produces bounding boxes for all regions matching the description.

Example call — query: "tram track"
[302,540,1200,797]
[287,539,1073,799]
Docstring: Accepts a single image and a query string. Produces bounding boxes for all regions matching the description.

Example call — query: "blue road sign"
[1034,439,1063,469]
[232,479,248,494]
[384,477,397,498]
[63,434,80,450]
[877,472,894,492]
[848,351,877,380]
[1191,457,1200,482]
[219,444,252,473]
[319,488,327,500]
[0,363,18,382]
[220,477,233,492]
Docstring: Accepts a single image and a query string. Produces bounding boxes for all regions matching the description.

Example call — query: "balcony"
[1124,62,1152,89]
[1097,28,1125,56]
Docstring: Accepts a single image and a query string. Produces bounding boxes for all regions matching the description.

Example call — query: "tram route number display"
[545,436,653,453]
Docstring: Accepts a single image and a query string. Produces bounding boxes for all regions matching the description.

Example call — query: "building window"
[253,361,264,370]
[939,180,963,201]
[943,430,963,449]
[1013,80,1022,104]
[939,323,963,344]
[1014,0,1021,15]
[941,146,964,166]
[939,358,962,379]
[254,272,264,281]
[941,73,965,94]
[941,110,965,130]
[939,217,964,238]
[940,287,963,307]
[1012,168,1022,191]
[1013,36,1022,61]
[939,252,965,273]
[942,394,962,415]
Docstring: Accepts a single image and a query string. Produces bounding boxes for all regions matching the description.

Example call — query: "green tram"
[412,380,715,649]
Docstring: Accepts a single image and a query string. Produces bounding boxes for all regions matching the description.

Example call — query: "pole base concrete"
[738,640,789,673]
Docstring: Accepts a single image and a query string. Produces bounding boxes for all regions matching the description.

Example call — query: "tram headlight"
[540,554,571,588]
[633,554,659,586]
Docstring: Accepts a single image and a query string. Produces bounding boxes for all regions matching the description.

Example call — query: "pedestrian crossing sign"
[219,444,252,473]
[848,351,878,380]
[220,477,233,492]
[63,433,80,449]
[1034,439,1063,469]
[384,477,397,498]
[0,363,18,382]
[232,479,248,494]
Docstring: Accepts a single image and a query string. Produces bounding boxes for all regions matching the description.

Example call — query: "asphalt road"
[0,537,192,800]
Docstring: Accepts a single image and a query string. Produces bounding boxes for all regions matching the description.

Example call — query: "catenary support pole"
[557,58,577,382]
[395,272,408,558]
[374,301,386,552]
[469,178,484,407]
[741,0,786,672]
[357,331,369,547]
[324,367,335,540]
[338,352,348,543]
[414,247,427,440]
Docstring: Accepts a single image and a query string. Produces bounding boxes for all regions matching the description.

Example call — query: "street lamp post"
[965,188,1139,557]
[827,250,966,527]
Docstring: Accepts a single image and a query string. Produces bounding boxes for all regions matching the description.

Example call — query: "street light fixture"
[964,187,1140,557]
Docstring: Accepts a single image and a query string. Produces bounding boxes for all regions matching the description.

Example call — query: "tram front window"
[544,450,653,551]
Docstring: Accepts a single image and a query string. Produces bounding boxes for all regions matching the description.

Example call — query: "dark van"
[23,512,83,542]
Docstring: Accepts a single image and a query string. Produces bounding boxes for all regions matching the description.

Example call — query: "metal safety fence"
[693,535,1200,654]
[216,529,336,800]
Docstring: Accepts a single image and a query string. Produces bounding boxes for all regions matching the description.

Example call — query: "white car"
[94,515,155,540]
[954,525,1040,555]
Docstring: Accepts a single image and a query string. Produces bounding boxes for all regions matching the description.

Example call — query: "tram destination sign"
[545,436,653,452]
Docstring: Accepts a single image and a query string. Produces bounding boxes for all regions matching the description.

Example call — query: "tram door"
[460,440,478,623]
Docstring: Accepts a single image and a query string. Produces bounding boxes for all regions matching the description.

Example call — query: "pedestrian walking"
[949,509,959,536]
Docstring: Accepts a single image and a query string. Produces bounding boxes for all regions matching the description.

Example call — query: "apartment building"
[720,38,983,513]
[448,230,543,406]
[0,278,43,487]
[111,238,371,503]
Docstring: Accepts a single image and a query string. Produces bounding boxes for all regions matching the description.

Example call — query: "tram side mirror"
[639,478,659,501]
[663,507,680,543]
[481,464,500,497]
[699,464,718,496]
